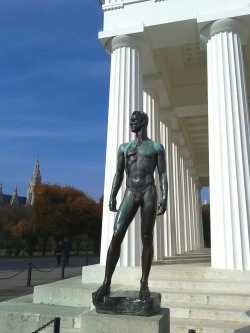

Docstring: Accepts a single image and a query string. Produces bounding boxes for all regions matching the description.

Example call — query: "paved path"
[0,256,99,302]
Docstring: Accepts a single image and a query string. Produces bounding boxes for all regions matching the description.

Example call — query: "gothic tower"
[10,184,19,205]
[26,159,42,205]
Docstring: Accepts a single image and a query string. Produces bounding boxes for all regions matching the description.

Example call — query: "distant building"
[0,159,42,206]
[0,182,26,206]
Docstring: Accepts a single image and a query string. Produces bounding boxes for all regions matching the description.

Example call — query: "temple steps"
[170,318,250,333]
[2,249,250,332]
[147,250,250,332]
[0,295,84,333]
[150,277,250,294]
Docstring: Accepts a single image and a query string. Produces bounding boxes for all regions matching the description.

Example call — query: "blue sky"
[0,0,110,201]
[0,0,209,203]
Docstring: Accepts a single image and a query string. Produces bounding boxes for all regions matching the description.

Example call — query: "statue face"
[130,114,144,133]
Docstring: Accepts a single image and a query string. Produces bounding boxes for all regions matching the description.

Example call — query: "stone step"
[33,275,250,309]
[82,263,250,286]
[0,295,86,333]
[154,289,250,307]
[33,277,98,307]
[169,303,250,323]
[150,265,250,281]
[170,318,250,333]
[149,277,250,294]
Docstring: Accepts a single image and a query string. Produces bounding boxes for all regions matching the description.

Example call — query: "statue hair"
[131,111,149,126]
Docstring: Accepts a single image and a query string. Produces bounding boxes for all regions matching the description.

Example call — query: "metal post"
[61,260,65,279]
[27,263,32,287]
[54,317,60,333]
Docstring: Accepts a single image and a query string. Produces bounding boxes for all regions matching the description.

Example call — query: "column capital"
[105,34,146,54]
[180,147,190,158]
[160,110,179,129]
[200,18,249,46]
[172,130,185,146]
[194,177,201,189]
[143,77,163,92]
[189,167,197,177]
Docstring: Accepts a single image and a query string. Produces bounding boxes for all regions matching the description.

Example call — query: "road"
[0,255,99,302]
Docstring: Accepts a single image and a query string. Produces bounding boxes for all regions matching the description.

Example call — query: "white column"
[186,161,197,252]
[143,82,166,260]
[194,180,204,250]
[200,19,250,270]
[181,147,193,252]
[160,116,177,257]
[189,170,202,251]
[172,132,186,255]
[143,83,160,141]
[190,173,198,250]
[100,35,144,266]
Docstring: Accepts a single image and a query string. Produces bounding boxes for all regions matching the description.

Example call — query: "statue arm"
[157,144,168,215]
[109,144,125,212]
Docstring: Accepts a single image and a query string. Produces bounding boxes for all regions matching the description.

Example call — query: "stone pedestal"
[93,291,161,317]
[81,308,170,333]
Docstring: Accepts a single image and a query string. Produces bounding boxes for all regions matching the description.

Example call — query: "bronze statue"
[93,111,168,301]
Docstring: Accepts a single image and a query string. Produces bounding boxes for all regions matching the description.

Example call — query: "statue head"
[130,111,148,133]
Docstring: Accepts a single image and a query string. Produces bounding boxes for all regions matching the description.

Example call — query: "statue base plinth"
[92,290,161,317]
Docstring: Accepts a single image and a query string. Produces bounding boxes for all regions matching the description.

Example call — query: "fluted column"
[143,82,165,260]
[193,179,204,249]
[189,169,203,251]
[172,132,186,255]
[143,83,160,141]
[179,149,190,252]
[200,19,250,270]
[100,35,144,266]
[186,161,197,252]
[160,115,177,257]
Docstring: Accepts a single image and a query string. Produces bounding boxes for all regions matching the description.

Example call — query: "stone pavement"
[0,255,99,302]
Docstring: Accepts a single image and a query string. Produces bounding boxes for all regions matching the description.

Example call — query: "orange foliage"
[31,183,101,241]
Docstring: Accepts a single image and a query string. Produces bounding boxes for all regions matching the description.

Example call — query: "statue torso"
[124,139,158,193]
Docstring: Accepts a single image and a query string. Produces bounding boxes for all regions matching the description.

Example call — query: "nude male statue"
[93,111,168,301]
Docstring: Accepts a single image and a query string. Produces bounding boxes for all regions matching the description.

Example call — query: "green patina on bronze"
[93,111,168,315]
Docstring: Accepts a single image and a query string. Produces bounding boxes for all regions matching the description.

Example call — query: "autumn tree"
[12,219,37,256]
[93,195,103,254]
[0,205,32,256]
[31,184,102,255]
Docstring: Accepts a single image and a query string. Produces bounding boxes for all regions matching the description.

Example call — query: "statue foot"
[139,281,150,298]
[92,284,110,301]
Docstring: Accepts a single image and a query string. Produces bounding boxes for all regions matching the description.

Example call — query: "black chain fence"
[0,255,99,287]
[0,256,100,332]
[32,317,60,333]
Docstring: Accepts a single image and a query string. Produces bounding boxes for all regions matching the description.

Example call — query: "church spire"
[10,184,19,205]
[26,159,42,205]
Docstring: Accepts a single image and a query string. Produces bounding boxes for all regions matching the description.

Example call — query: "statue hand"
[157,200,167,216]
[109,198,118,212]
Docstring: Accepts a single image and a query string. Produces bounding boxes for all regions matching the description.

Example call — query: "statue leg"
[139,185,157,297]
[93,190,138,301]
